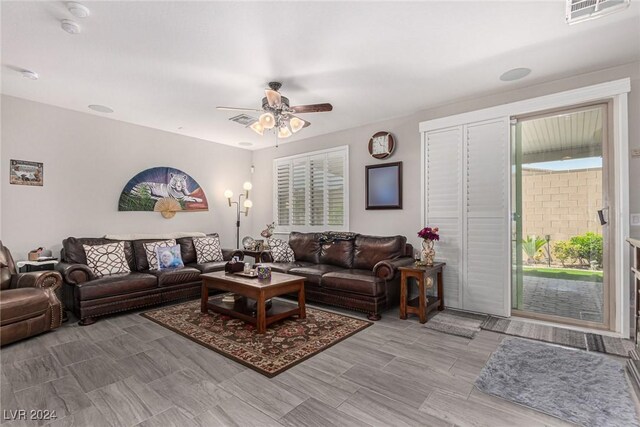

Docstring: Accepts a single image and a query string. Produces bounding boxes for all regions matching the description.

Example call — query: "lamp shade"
[224,190,233,199]
[278,125,292,138]
[243,181,253,191]
[265,89,281,107]
[259,112,276,129]
[289,116,306,133]
[243,199,253,208]
[250,121,264,135]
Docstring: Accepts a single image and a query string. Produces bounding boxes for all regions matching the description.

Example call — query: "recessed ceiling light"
[239,142,253,147]
[177,126,184,130]
[61,19,81,34]
[562,156,572,160]
[21,70,39,80]
[66,2,90,18]
[88,104,114,113]
[500,68,531,82]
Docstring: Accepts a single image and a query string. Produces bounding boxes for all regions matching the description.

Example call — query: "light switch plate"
[632,149,640,158]
[631,214,640,226]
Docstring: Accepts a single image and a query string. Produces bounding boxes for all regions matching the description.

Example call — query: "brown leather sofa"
[259,232,414,320]
[0,241,63,346]
[57,235,242,325]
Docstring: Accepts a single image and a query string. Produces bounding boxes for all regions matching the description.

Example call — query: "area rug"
[141,300,372,377]
[482,316,634,356]
[476,337,639,427]
[423,309,487,338]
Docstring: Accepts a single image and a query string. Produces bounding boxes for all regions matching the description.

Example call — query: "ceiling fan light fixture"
[278,125,292,139]
[289,116,306,133]
[250,121,264,135]
[259,112,276,129]
[265,89,282,107]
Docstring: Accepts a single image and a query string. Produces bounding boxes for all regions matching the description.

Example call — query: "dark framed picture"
[10,159,43,186]
[365,161,402,209]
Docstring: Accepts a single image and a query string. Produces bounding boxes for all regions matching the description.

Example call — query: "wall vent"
[229,114,257,126]
[566,0,630,24]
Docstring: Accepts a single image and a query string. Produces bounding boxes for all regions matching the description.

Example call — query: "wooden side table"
[399,262,445,323]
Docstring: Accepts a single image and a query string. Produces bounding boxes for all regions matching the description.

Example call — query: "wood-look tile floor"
[0,301,628,427]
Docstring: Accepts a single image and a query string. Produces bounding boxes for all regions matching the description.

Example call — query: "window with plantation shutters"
[273,146,349,232]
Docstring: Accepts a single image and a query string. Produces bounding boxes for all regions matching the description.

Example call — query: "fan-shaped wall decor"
[118,167,208,214]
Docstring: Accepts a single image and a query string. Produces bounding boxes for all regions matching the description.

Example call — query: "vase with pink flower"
[417,226,439,266]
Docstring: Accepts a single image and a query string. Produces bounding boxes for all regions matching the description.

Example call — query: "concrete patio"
[521,275,604,323]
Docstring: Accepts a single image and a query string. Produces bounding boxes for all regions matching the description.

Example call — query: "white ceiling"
[2,1,639,150]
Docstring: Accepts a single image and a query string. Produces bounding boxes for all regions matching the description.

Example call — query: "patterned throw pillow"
[193,235,223,264]
[156,244,184,270]
[83,242,131,277]
[267,238,295,263]
[144,239,177,270]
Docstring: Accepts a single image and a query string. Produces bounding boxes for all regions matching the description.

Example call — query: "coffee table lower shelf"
[207,294,302,330]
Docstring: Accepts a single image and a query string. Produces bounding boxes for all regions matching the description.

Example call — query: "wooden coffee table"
[200,271,306,334]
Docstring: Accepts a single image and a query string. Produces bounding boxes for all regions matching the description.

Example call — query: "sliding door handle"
[597,208,608,226]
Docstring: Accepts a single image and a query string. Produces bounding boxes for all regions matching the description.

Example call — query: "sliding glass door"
[511,104,610,329]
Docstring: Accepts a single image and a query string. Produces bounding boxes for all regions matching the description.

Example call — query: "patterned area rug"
[476,337,639,427]
[141,301,372,377]
[424,309,487,338]
[482,316,634,356]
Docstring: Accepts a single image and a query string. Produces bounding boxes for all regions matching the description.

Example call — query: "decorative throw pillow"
[267,238,295,263]
[193,235,223,264]
[144,239,177,270]
[156,244,184,270]
[83,242,131,277]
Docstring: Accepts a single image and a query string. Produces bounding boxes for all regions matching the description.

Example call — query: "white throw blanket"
[104,232,207,241]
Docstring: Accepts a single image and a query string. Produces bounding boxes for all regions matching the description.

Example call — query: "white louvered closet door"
[425,126,463,309]
[463,119,509,316]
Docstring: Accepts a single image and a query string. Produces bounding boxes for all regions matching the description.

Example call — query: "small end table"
[399,262,445,323]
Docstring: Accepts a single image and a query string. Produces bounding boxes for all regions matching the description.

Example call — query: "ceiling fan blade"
[265,89,282,107]
[217,106,263,112]
[291,103,333,113]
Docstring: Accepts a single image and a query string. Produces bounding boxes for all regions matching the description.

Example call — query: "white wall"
[1,95,253,259]
[251,62,640,249]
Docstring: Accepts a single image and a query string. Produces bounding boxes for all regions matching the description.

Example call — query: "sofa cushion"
[188,261,227,274]
[288,232,321,264]
[353,235,407,270]
[318,239,354,269]
[0,288,49,326]
[83,242,131,277]
[268,238,295,263]
[63,237,136,270]
[75,272,158,300]
[193,235,223,264]
[289,264,343,285]
[321,270,385,297]
[144,267,201,287]
[256,262,314,274]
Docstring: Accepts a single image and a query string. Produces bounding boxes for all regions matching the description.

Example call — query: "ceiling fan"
[217,82,333,142]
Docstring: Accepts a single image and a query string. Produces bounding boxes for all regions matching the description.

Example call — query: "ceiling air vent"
[229,114,257,127]
[566,0,630,24]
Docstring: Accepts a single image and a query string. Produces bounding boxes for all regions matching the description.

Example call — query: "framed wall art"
[365,161,402,209]
[10,160,43,186]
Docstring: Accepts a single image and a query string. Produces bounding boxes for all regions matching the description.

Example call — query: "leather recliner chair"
[0,241,63,346]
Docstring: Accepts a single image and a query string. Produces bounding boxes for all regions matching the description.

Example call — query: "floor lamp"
[224,182,253,249]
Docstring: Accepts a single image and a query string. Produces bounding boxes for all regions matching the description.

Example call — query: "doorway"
[511,104,612,329]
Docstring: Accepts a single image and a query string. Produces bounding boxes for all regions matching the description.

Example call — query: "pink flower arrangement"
[418,226,440,241]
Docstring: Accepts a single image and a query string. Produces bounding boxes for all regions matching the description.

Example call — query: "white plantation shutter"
[276,162,291,226]
[463,119,509,316]
[327,150,346,227]
[291,159,308,226]
[424,119,509,317]
[425,126,464,309]
[273,146,348,232]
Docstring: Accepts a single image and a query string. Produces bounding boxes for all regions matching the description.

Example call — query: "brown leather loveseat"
[57,235,242,325]
[0,241,63,346]
[259,232,414,320]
